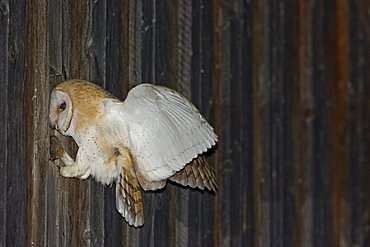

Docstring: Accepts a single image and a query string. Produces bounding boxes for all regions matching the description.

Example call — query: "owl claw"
[50,135,64,161]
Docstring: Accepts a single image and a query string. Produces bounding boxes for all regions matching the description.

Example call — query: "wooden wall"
[0,0,369,246]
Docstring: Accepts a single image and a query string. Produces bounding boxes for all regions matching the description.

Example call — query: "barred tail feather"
[169,155,218,191]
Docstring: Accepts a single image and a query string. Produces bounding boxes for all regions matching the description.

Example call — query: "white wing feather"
[105,84,217,182]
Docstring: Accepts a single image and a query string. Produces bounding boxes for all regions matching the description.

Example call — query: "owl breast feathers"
[49,80,218,227]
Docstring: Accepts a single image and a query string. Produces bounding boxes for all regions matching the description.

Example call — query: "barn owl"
[49,80,218,227]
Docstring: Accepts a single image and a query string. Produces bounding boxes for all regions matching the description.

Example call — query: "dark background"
[0,0,369,246]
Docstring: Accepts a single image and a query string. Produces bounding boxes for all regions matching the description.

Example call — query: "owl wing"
[105,84,217,182]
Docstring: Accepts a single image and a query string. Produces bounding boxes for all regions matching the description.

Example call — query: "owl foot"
[60,166,80,178]
[60,165,91,179]
[50,135,64,161]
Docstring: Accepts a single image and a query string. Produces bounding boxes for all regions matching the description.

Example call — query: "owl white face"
[49,90,73,134]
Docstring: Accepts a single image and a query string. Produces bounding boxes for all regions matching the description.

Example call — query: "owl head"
[49,80,116,135]
[49,88,73,134]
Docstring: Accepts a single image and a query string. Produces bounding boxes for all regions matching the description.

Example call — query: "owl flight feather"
[49,80,218,227]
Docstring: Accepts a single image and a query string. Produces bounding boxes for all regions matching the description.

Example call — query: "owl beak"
[50,121,58,130]
[50,113,58,130]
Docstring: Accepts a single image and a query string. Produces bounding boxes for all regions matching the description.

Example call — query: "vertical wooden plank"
[212,1,255,246]
[347,1,370,246]
[47,0,64,246]
[105,0,124,95]
[360,8,370,244]
[48,5,73,238]
[219,5,232,246]
[311,1,335,246]
[285,0,314,246]
[296,0,314,245]
[0,0,9,245]
[226,2,255,246]
[360,1,370,245]
[332,0,350,246]
[270,1,288,246]
[212,1,223,246]
[240,2,254,246]
[88,0,106,83]
[49,0,63,81]
[126,0,142,91]
[188,4,203,246]
[61,1,91,245]
[174,0,192,94]
[5,1,27,245]
[25,0,49,245]
[251,0,272,246]
[152,0,172,85]
[141,0,156,83]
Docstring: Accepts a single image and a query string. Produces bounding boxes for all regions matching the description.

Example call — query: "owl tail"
[116,168,144,227]
[169,155,218,192]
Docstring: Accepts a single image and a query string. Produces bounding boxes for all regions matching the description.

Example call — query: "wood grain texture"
[311,2,336,247]
[211,0,223,246]
[0,0,369,246]
[48,0,67,246]
[0,0,9,244]
[252,0,272,246]
[286,1,314,246]
[25,0,49,246]
[190,2,217,246]
[347,1,370,246]
[170,1,192,246]
[332,0,349,246]
[2,1,28,246]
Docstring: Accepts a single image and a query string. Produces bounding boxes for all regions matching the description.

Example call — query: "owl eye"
[59,101,66,110]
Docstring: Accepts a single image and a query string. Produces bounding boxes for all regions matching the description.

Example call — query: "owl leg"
[59,151,91,179]
[60,151,75,166]
[50,140,91,179]
[59,160,91,179]
[60,166,81,177]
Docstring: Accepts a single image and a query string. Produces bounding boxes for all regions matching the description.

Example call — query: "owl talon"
[60,166,78,177]
[50,135,64,161]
